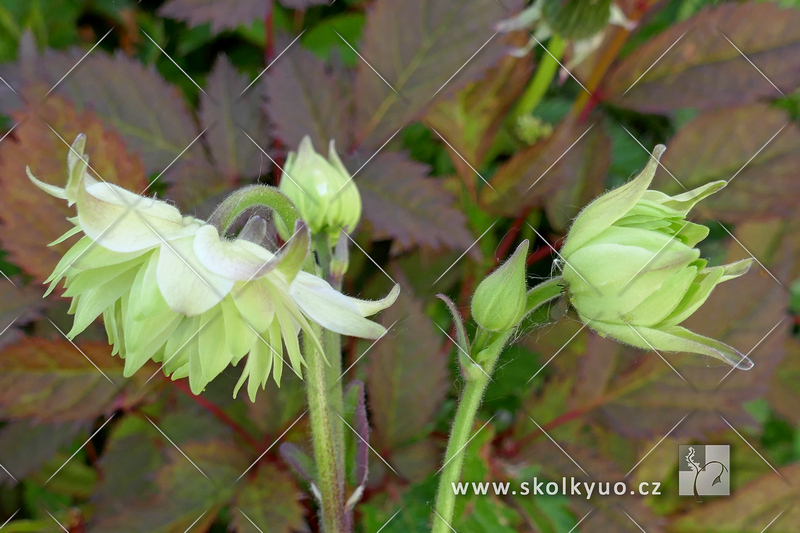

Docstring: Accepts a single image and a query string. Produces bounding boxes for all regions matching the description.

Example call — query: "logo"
[678,445,730,501]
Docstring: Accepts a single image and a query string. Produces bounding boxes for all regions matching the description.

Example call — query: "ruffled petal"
[193,225,277,281]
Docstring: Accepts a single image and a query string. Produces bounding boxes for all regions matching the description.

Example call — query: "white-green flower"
[29,134,399,400]
[560,144,754,370]
[279,135,362,239]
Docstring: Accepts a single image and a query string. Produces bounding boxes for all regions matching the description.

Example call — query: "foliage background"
[0,0,799,531]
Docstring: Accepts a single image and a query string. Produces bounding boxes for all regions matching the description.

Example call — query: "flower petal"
[156,236,235,316]
[193,225,276,281]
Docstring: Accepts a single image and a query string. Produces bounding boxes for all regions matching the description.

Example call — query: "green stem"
[207,185,299,239]
[431,277,563,533]
[304,323,348,533]
[513,34,567,120]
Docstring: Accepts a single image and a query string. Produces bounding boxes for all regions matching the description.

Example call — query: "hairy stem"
[514,34,567,120]
[304,323,348,533]
[431,277,563,532]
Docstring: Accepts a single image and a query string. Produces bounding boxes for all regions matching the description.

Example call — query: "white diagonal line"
[0,509,19,530]
[531,34,591,96]
[435,323,492,381]
[341,229,397,285]
[526,323,588,385]
[430,126,494,190]
[142,30,206,95]
[241,30,306,96]
[432,222,497,287]
[45,510,69,533]
[623,31,688,95]
[721,32,784,96]
[0,120,20,145]
[0,267,15,287]
[435,416,495,475]
[432,509,458,533]
[237,225,302,289]
[568,509,593,533]
[376,509,402,532]
[727,124,787,184]
[625,413,689,477]
[145,415,209,480]
[0,461,17,484]
[432,32,497,98]
[620,222,690,290]
[623,320,691,386]
[337,321,397,384]
[349,128,402,180]
[761,510,785,533]
[237,508,264,533]
[526,415,590,477]
[525,123,595,193]
[143,126,209,193]
[621,126,686,190]
[717,318,784,386]
[0,315,19,339]
[46,414,116,484]
[717,224,783,288]
[183,510,208,533]
[46,317,115,384]
[0,75,18,96]
[236,411,306,482]
[621,509,647,533]
[526,222,594,291]
[46,28,114,96]
[335,30,400,96]
[240,129,309,198]
[338,412,398,476]
[143,317,214,386]
[718,412,785,481]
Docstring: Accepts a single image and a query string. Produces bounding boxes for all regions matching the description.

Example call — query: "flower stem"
[304,323,348,533]
[513,34,567,120]
[431,277,563,532]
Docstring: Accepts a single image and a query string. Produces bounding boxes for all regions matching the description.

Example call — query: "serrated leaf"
[354,0,513,147]
[354,151,474,253]
[654,104,800,223]
[366,274,448,463]
[232,462,307,533]
[265,38,353,150]
[605,3,800,113]
[669,463,800,532]
[0,97,147,282]
[159,0,268,34]
[200,55,271,181]
[0,338,125,422]
[481,117,611,222]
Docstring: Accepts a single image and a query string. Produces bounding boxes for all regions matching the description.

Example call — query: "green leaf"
[301,12,366,66]
[231,462,307,533]
[606,3,800,112]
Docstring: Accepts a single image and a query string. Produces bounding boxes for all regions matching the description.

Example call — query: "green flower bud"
[561,145,754,370]
[541,0,613,40]
[472,240,530,332]
[279,136,362,240]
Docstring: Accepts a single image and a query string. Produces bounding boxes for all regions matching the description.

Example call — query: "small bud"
[471,240,530,332]
[279,136,362,240]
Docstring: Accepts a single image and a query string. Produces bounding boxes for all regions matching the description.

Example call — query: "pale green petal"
[643,180,726,215]
[290,273,389,339]
[268,320,284,386]
[193,225,277,281]
[562,145,665,258]
[48,225,82,247]
[197,310,233,384]
[156,236,234,316]
[222,296,256,364]
[27,166,67,200]
[163,317,199,375]
[275,221,310,283]
[718,258,754,282]
[67,267,139,338]
[63,257,143,297]
[231,280,275,332]
[274,298,305,378]
[625,266,697,326]
[588,319,753,370]
[122,313,182,378]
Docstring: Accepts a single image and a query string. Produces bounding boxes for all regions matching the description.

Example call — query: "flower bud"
[472,240,529,332]
[279,136,362,240]
[561,145,754,370]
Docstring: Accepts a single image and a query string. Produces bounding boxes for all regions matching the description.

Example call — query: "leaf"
[159,0,268,34]
[424,34,533,169]
[354,0,513,148]
[654,103,800,223]
[0,338,125,422]
[0,280,46,350]
[0,420,83,486]
[0,97,147,282]
[605,3,800,113]
[281,0,329,9]
[669,463,800,532]
[354,151,474,253]
[265,38,353,150]
[343,380,369,488]
[481,116,611,222]
[232,462,307,533]
[200,55,271,181]
[366,273,448,461]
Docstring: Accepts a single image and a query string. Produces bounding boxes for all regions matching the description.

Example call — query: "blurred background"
[0,0,799,531]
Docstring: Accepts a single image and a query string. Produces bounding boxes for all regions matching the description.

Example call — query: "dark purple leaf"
[159,0,269,34]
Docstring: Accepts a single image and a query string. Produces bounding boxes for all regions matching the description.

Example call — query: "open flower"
[560,145,754,370]
[29,134,399,400]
